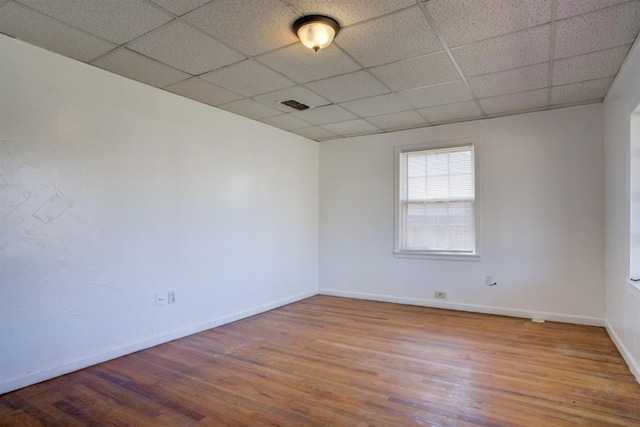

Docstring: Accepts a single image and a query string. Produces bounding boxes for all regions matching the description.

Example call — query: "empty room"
[1,0,640,425]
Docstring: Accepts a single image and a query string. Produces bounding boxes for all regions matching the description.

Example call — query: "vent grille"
[280,99,310,111]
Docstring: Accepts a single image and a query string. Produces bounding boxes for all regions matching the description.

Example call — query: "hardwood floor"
[2,295,639,426]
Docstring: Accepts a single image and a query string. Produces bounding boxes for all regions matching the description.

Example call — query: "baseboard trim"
[319,288,605,326]
[0,289,316,395]
[606,322,640,384]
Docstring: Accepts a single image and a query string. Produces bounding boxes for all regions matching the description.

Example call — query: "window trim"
[393,138,481,261]
[629,108,640,290]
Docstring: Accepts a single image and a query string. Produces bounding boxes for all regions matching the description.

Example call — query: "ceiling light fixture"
[293,15,340,52]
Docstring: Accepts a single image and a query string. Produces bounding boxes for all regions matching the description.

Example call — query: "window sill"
[393,251,481,261]
[627,279,640,293]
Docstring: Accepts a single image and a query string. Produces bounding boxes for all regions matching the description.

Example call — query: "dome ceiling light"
[292,15,340,52]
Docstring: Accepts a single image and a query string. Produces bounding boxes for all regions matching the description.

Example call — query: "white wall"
[320,105,605,324]
[604,38,640,382]
[0,36,318,393]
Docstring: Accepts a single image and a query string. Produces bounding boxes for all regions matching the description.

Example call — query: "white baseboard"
[606,322,640,384]
[319,288,605,326]
[0,289,316,395]
[3,288,619,395]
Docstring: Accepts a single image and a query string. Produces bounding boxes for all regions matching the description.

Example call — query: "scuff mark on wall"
[0,140,16,161]
[15,227,49,250]
[48,85,62,95]
[33,191,72,224]
[57,304,82,316]
[87,282,123,292]
[0,187,31,218]
[66,212,86,225]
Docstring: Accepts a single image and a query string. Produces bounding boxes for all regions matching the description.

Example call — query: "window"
[395,142,479,260]
[630,110,640,287]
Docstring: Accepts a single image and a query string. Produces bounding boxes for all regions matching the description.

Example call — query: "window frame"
[629,109,640,290]
[393,139,481,261]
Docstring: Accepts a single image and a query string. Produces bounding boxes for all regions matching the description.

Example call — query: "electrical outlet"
[168,291,175,304]
[485,275,497,286]
[155,293,166,306]
[435,291,446,298]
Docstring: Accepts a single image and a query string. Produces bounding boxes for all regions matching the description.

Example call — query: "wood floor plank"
[0,410,47,427]
[2,295,639,426]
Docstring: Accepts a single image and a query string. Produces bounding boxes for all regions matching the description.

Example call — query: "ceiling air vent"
[280,99,310,111]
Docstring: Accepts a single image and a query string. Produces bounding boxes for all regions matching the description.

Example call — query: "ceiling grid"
[0,0,638,140]
[546,0,559,107]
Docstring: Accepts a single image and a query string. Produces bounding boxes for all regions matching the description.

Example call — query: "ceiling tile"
[365,110,428,130]
[260,114,311,131]
[399,81,474,109]
[340,93,412,117]
[554,1,640,59]
[92,48,190,88]
[287,0,415,27]
[552,45,631,86]
[6,0,633,137]
[479,89,548,115]
[149,0,209,16]
[425,0,551,47]
[557,0,628,19]
[418,101,484,123]
[292,126,338,141]
[17,0,173,44]
[200,60,293,97]
[253,86,329,113]
[321,119,378,136]
[257,43,360,84]
[370,52,459,91]
[451,25,550,77]
[0,1,116,62]
[218,98,282,120]
[304,71,388,103]
[551,77,614,105]
[128,21,244,75]
[184,0,298,56]
[336,6,441,67]
[290,105,357,125]
[165,77,242,106]
[468,63,549,98]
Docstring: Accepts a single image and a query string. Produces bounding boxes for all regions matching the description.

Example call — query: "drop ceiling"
[1,0,639,141]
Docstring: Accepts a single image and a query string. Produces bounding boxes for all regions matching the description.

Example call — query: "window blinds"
[400,145,475,252]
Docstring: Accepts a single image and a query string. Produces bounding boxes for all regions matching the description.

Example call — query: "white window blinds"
[399,145,475,253]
